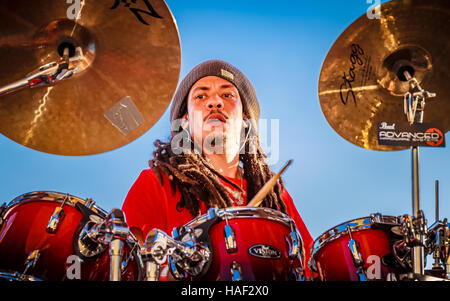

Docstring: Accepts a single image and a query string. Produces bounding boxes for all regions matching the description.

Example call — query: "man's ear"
[242,116,249,128]
[182,113,189,129]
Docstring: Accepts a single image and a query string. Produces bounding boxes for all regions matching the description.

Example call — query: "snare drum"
[170,207,305,281]
[310,213,406,281]
[0,191,143,281]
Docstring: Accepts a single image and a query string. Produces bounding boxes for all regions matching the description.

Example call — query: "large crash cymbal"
[0,0,180,156]
[318,0,450,151]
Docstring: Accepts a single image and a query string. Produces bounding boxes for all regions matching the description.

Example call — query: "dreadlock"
[149,120,287,218]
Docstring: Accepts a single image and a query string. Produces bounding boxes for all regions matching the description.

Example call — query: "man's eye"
[195,94,205,100]
[223,93,234,98]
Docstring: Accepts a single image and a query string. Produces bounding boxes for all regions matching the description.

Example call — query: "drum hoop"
[5,191,108,217]
[311,214,399,257]
[185,206,296,229]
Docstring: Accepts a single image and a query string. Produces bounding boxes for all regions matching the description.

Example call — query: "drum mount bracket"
[140,227,212,281]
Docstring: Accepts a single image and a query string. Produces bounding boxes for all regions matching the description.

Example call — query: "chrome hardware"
[23,250,41,275]
[121,252,133,273]
[398,212,428,275]
[84,197,94,209]
[105,209,129,281]
[171,227,179,238]
[46,195,68,233]
[288,230,302,259]
[308,257,318,274]
[0,271,42,281]
[185,206,296,231]
[432,228,442,269]
[110,239,124,281]
[78,221,108,258]
[292,267,305,281]
[392,239,412,270]
[348,240,364,267]
[0,47,83,97]
[230,261,242,281]
[168,257,183,280]
[145,261,160,281]
[347,225,367,281]
[76,208,129,281]
[312,214,399,257]
[141,228,211,280]
[207,207,218,220]
[46,207,65,233]
[400,210,427,247]
[369,213,383,224]
[0,202,7,225]
[224,217,237,253]
[386,273,397,281]
[441,220,450,279]
[7,191,108,217]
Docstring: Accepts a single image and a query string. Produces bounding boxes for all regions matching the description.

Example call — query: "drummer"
[122,59,313,279]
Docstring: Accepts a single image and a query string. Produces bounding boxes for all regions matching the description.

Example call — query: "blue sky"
[1,0,448,257]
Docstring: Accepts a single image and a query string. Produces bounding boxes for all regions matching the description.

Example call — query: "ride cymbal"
[0,0,181,155]
[318,0,450,151]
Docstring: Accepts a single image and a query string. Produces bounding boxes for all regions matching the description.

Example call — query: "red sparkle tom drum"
[310,213,408,281]
[0,191,143,281]
[170,207,305,281]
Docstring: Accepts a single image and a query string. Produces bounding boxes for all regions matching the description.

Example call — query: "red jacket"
[122,168,313,277]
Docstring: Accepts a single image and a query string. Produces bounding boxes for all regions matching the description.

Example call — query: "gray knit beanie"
[170,60,260,130]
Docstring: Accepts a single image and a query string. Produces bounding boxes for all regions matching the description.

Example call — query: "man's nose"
[206,93,223,110]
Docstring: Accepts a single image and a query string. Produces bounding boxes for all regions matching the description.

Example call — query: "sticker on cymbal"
[104,96,145,136]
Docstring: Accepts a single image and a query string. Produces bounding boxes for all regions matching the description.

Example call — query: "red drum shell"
[311,216,401,281]
[0,193,141,281]
[182,208,304,281]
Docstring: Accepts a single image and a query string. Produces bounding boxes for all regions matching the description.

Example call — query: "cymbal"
[0,0,180,155]
[318,0,450,151]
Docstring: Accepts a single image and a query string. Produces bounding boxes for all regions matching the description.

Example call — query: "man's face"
[185,76,244,155]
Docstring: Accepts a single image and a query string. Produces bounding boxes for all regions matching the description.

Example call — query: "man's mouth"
[205,112,227,123]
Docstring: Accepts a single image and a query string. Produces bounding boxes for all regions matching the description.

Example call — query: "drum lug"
[23,249,41,275]
[347,225,367,281]
[348,239,364,267]
[230,261,242,281]
[224,224,237,253]
[46,206,65,233]
[287,231,302,259]
[46,195,68,233]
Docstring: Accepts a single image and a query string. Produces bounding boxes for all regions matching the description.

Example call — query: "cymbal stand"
[403,70,436,277]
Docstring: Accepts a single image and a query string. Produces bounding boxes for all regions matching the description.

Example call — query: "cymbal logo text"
[339,44,365,106]
[110,0,163,26]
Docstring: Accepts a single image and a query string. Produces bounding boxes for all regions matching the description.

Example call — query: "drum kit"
[0,0,449,282]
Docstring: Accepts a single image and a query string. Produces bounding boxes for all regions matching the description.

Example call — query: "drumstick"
[247,159,292,207]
